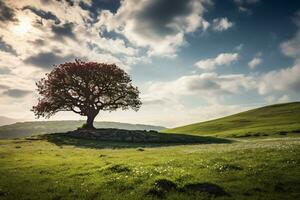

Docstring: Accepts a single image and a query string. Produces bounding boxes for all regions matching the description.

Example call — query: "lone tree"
[32,60,142,129]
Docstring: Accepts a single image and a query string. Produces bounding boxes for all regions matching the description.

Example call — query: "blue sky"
[0,0,300,127]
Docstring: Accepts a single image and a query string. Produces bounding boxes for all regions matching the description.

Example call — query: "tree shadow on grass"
[39,130,232,149]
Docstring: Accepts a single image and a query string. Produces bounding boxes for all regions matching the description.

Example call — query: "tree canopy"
[32,60,142,129]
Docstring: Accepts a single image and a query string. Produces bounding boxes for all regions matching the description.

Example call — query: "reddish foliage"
[32,59,141,129]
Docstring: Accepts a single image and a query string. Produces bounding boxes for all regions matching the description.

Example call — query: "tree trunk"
[86,114,96,129]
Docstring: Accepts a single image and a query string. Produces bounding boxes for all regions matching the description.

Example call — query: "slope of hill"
[164,102,300,137]
[0,116,20,126]
[0,121,166,139]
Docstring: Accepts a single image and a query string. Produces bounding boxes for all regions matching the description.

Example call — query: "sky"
[0,0,300,127]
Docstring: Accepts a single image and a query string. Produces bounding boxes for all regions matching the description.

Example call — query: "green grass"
[0,102,300,199]
[164,102,300,137]
[0,136,299,200]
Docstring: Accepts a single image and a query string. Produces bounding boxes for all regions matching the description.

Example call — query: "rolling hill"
[164,102,300,137]
[0,116,20,126]
[0,121,166,139]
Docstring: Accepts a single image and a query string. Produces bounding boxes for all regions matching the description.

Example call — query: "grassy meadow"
[0,102,299,200]
[0,136,299,200]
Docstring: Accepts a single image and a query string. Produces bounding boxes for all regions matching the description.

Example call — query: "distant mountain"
[0,120,167,139]
[0,116,20,126]
[164,102,300,137]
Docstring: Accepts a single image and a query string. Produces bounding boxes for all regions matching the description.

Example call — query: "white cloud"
[194,53,239,71]
[281,32,300,58]
[89,96,251,127]
[234,0,260,14]
[259,12,300,96]
[0,0,141,73]
[278,95,290,103]
[264,94,290,104]
[258,62,300,95]
[235,43,244,51]
[238,6,251,14]
[212,18,233,31]
[144,72,254,104]
[280,12,300,58]
[136,72,255,126]
[97,0,211,57]
[248,57,262,69]
[1,0,198,124]
[0,0,144,120]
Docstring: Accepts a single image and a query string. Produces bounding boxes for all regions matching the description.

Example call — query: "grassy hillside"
[0,137,299,199]
[0,121,166,139]
[164,102,300,137]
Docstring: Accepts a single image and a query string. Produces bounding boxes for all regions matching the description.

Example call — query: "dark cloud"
[65,0,75,6]
[188,79,221,91]
[51,22,76,41]
[41,0,74,6]
[22,6,61,24]
[24,52,75,69]
[0,84,9,89]
[100,28,126,40]
[0,1,16,22]
[100,0,208,55]
[2,89,31,98]
[0,67,11,75]
[79,0,120,17]
[57,0,75,6]
[135,0,192,36]
[0,37,17,55]
[30,39,46,46]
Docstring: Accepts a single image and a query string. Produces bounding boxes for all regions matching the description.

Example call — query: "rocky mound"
[48,128,228,144]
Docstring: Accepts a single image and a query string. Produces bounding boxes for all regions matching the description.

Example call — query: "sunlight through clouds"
[11,16,32,36]
[0,0,299,126]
